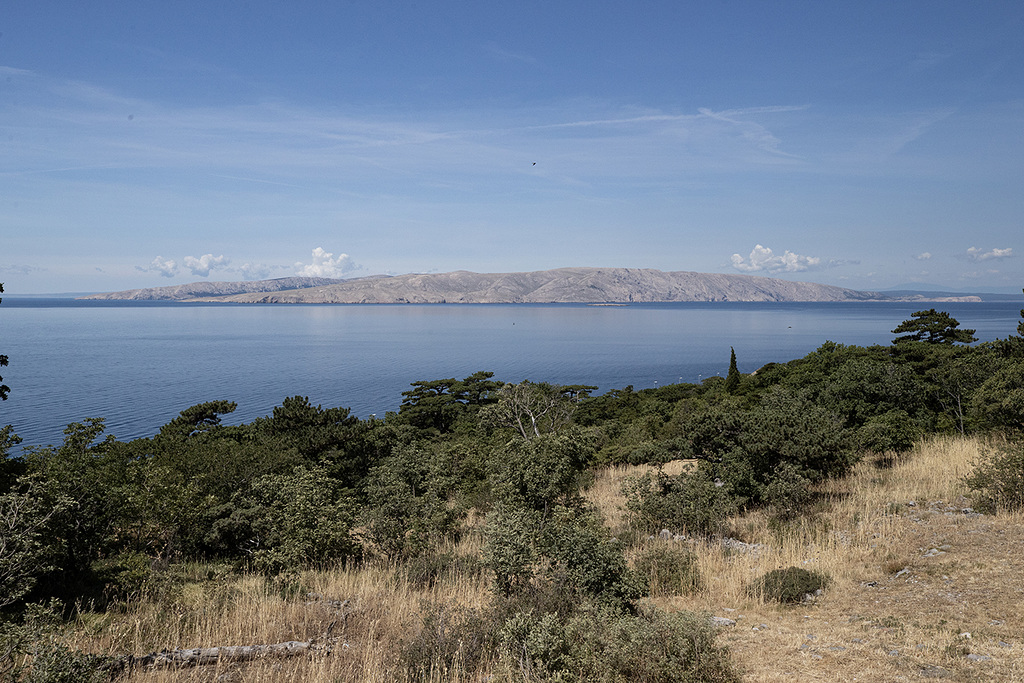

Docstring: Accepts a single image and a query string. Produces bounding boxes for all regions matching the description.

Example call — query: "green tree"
[892,309,977,345]
[0,476,72,608]
[485,381,595,440]
[206,464,360,573]
[0,426,24,492]
[21,419,130,600]
[242,465,360,572]
[970,358,1024,431]
[397,371,502,433]
[1019,288,1024,337]
[488,427,593,513]
[360,441,466,558]
[724,347,741,394]
[1,283,8,402]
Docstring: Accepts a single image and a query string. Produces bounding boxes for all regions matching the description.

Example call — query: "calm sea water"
[1,299,1022,448]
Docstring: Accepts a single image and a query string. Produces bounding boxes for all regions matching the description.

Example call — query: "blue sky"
[2,1,1023,294]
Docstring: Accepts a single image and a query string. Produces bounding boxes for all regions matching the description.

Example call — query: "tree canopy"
[1,283,9,402]
[892,308,977,345]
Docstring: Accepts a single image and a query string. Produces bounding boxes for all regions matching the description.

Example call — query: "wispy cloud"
[698,107,806,158]
[907,51,950,74]
[0,68,817,193]
[915,252,932,260]
[0,264,46,276]
[234,262,289,281]
[885,109,956,155]
[484,42,539,66]
[965,246,1013,262]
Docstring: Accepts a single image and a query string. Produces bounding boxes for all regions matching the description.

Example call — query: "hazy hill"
[83,268,985,304]
[79,276,346,301]
[185,268,883,303]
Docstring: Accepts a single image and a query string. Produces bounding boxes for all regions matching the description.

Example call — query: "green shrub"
[747,566,829,604]
[854,409,921,456]
[400,603,494,679]
[242,465,360,573]
[623,468,740,538]
[633,546,702,597]
[17,639,108,683]
[89,551,164,603]
[481,505,541,596]
[482,504,643,612]
[970,362,1024,431]
[0,602,109,683]
[539,507,644,611]
[497,606,740,683]
[760,463,813,522]
[963,440,1024,513]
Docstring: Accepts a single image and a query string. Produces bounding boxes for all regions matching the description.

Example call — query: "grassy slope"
[589,436,1024,682]
[67,436,1022,682]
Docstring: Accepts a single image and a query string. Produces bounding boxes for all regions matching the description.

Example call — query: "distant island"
[80,268,983,304]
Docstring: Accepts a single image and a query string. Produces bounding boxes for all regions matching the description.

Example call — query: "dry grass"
[588,435,1024,682]
[62,435,1023,681]
[69,558,494,682]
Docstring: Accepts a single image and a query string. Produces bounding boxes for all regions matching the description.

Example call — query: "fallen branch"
[103,636,346,675]
[103,595,354,675]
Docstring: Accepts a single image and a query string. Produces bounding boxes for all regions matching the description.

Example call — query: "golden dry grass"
[70,558,494,682]
[62,435,1023,682]
[587,435,1024,682]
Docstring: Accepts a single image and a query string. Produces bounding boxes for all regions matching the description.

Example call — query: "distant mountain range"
[80,268,988,304]
[80,276,347,301]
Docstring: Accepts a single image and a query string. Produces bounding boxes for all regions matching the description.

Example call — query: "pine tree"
[725,347,741,394]
[1018,288,1024,337]
[1,283,8,401]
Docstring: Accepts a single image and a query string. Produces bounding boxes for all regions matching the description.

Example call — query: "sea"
[1,299,1022,449]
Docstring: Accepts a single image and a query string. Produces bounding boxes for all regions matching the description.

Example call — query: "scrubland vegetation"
[3,305,1024,681]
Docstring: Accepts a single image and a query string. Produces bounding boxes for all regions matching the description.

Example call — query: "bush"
[89,551,162,603]
[497,606,740,683]
[400,602,494,679]
[963,440,1024,513]
[623,468,740,538]
[539,507,645,611]
[241,465,360,573]
[0,478,70,610]
[760,463,813,522]
[15,639,108,683]
[854,410,921,456]
[970,362,1024,431]
[481,505,541,596]
[747,566,829,604]
[482,504,643,612]
[0,602,109,683]
[633,546,702,597]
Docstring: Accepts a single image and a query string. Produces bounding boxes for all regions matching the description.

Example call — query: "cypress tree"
[725,347,741,394]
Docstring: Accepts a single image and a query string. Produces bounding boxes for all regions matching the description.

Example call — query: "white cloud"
[0,264,46,276]
[915,252,932,260]
[730,244,822,274]
[236,262,275,281]
[183,253,229,277]
[295,247,359,278]
[966,246,1013,262]
[136,256,178,278]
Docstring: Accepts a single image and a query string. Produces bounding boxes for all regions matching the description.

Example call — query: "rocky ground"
[703,498,1022,682]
